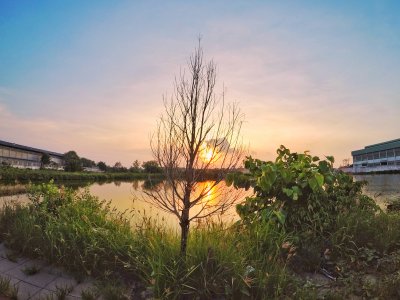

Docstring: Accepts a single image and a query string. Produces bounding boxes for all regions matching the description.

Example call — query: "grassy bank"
[0,182,293,299]
[2,144,400,299]
[1,182,400,299]
[0,166,163,183]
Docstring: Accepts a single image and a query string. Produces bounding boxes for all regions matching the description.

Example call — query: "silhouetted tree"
[142,160,162,173]
[63,151,82,172]
[145,41,244,255]
[97,161,108,172]
[40,153,51,168]
[129,160,141,173]
[81,157,96,168]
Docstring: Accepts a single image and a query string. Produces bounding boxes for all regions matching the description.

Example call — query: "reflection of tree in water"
[114,181,122,187]
[141,178,163,191]
[131,180,139,191]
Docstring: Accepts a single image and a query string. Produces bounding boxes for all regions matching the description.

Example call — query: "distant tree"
[142,160,162,173]
[114,161,123,169]
[63,151,82,172]
[97,161,108,172]
[81,157,96,168]
[129,160,141,173]
[112,161,128,172]
[40,153,51,168]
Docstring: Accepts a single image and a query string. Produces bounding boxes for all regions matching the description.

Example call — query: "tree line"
[58,151,162,173]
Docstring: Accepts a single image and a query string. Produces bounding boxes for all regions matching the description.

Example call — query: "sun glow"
[200,142,214,163]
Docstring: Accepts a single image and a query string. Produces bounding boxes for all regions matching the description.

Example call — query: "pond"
[354,174,400,209]
[0,179,244,229]
[0,174,399,227]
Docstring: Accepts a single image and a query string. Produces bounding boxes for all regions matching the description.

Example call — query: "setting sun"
[200,143,214,163]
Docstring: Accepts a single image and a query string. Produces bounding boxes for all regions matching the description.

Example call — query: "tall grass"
[0,181,293,299]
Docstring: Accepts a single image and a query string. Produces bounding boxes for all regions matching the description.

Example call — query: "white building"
[0,140,64,169]
[352,139,400,173]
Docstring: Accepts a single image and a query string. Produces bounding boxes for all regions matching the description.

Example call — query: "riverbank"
[0,167,163,183]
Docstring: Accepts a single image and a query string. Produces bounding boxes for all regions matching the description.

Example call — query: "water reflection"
[353,174,400,208]
[1,174,399,226]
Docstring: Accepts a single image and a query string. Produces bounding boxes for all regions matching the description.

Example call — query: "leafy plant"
[227,145,378,239]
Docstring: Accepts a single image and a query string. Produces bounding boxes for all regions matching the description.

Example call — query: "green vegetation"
[63,151,83,172]
[0,146,399,298]
[0,276,18,299]
[0,166,163,183]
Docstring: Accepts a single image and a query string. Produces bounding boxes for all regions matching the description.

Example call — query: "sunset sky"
[1,1,399,167]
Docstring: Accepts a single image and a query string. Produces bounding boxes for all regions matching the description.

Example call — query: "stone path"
[0,243,96,299]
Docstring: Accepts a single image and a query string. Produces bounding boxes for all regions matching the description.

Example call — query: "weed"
[81,288,98,300]
[0,276,18,299]
[22,265,40,276]
[5,251,18,263]
[54,284,73,300]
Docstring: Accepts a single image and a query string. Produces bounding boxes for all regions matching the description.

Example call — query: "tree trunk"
[179,208,190,256]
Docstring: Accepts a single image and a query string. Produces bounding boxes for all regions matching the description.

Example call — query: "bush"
[227,145,378,240]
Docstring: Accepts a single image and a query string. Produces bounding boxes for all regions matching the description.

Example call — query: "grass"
[0,166,163,183]
[0,181,399,298]
[0,181,294,299]
[0,276,18,299]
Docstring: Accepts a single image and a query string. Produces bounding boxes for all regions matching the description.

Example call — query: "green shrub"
[227,145,378,240]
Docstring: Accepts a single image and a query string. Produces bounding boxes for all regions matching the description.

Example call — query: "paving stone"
[20,272,58,289]
[0,258,20,272]
[16,281,41,300]
[44,276,77,292]
[30,288,57,300]
[42,264,67,277]
[0,243,8,258]
[5,259,52,284]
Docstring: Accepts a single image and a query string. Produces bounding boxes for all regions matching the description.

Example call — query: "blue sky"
[1,1,399,166]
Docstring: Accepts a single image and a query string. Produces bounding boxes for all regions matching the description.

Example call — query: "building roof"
[351,138,400,156]
[0,140,64,158]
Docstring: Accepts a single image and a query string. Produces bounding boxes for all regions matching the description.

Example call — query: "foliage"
[0,181,142,279]
[63,151,83,172]
[1,178,399,298]
[129,160,141,173]
[227,145,378,239]
[142,160,162,174]
[97,161,108,172]
[41,153,51,168]
[0,181,293,299]
[0,276,18,299]
[81,157,96,168]
[0,166,163,183]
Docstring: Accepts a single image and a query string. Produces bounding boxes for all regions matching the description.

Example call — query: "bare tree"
[145,41,244,255]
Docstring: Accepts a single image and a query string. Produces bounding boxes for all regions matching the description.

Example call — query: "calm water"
[0,180,243,228]
[0,174,399,226]
[354,174,400,208]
